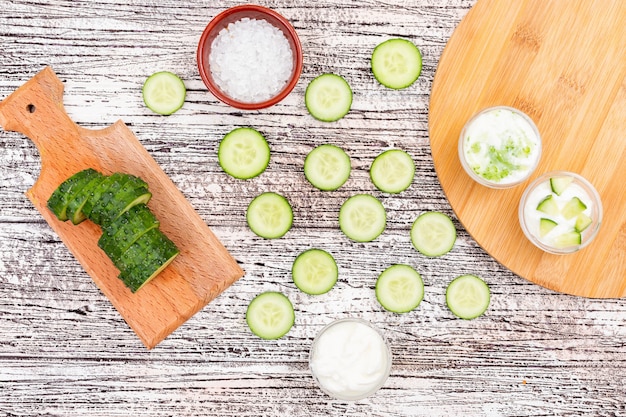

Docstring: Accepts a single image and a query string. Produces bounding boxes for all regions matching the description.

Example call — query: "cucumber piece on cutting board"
[48,169,179,293]
[47,168,102,221]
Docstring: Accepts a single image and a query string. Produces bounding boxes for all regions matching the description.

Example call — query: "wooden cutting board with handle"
[0,67,244,348]
[429,0,626,298]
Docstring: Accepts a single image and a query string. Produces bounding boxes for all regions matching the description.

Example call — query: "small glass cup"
[458,106,542,189]
[309,318,392,401]
[519,171,603,254]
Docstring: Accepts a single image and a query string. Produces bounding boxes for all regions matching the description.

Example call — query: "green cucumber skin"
[98,204,160,262]
[66,174,109,225]
[118,238,179,292]
[112,228,177,272]
[48,169,179,292]
[47,168,102,221]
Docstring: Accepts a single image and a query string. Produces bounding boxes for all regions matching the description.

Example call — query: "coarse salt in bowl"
[197,4,303,110]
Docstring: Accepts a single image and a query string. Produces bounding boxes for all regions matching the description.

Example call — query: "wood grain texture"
[429,0,626,298]
[1,0,625,416]
[0,67,244,349]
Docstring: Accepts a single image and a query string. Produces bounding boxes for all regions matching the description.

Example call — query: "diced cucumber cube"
[536,195,559,215]
[575,213,593,232]
[539,218,558,237]
[553,231,581,248]
[562,196,587,220]
[549,176,573,196]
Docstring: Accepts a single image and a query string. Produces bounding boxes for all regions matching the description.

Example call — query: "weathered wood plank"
[1,0,625,416]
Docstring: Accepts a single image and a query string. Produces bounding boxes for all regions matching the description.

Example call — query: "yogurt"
[519,171,602,254]
[459,106,541,188]
[309,319,391,401]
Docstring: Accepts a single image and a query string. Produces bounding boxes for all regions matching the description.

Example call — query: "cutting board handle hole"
[26,104,36,113]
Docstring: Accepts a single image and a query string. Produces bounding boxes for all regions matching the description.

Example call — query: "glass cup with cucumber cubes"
[459,106,542,188]
[519,171,603,254]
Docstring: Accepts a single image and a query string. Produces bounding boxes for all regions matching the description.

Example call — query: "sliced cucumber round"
[371,38,422,89]
[305,73,352,122]
[370,149,415,193]
[376,264,424,313]
[304,144,351,191]
[292,249,338,295]
[246,292,295,340]
[142,71,186,115]
[246,192,293,239]
[218,127,270,180]
[411,211,456,257]
[446,274,490,320]
[339,194,386,242]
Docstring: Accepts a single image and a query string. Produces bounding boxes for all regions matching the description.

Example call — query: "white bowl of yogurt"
[309,318,392,401]
[519,171,602,254]
[459,106,542,188]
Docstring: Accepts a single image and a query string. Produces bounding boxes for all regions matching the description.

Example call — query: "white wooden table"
[1,1,625,416]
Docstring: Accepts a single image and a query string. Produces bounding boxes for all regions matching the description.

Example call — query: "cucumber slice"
[218,127,270,180]
[98,204,160,263]
[118,239,179,293]
[305,73,352,122]
[411,211,456,257]
[339,194,386,242]
[66,174,109,225]
[246,292,295,340]
[369,149,415,193]
[446,274,490,320]
[142,71,186,115]
[539,218,558,237]
[371,38,422,89]
[304,144,351,191]
[575,213,592,232]
[113,227,176,271]
[553,231,582,248]
[550,176,573,196]
[536,195,559,216]
[562,196,587,220]
[375,264,424,313]
[47,168,102,221]
[246,192,293,239]
[291,249,338,295]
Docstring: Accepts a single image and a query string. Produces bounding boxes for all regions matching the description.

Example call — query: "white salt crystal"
[209,18,294,103]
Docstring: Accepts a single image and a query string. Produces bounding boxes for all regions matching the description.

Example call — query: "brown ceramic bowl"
[196,4,303,110]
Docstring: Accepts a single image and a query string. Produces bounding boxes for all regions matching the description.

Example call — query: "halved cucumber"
[369,149,415,193]
[246,292,295,340]
[375,264,424,313]
[371,38,422,89]
[112,227,174,270]
[118,238,179,293]
[66,173,109,225]
[304,144,351,191]
[339,194,386,242]
[246,192,293,239]
[47,168,102,221]
[305,73,352,122]
[98,204,160,263]
[291,249,338,295]
[142,71,186,115]
[411,211,456,257]
[93,176,151,225]
[446,274,490,320]
[218,127,270,180]
[80,173,127,224]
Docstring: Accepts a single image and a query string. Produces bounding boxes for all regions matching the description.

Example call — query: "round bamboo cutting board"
[429,0,626,298]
